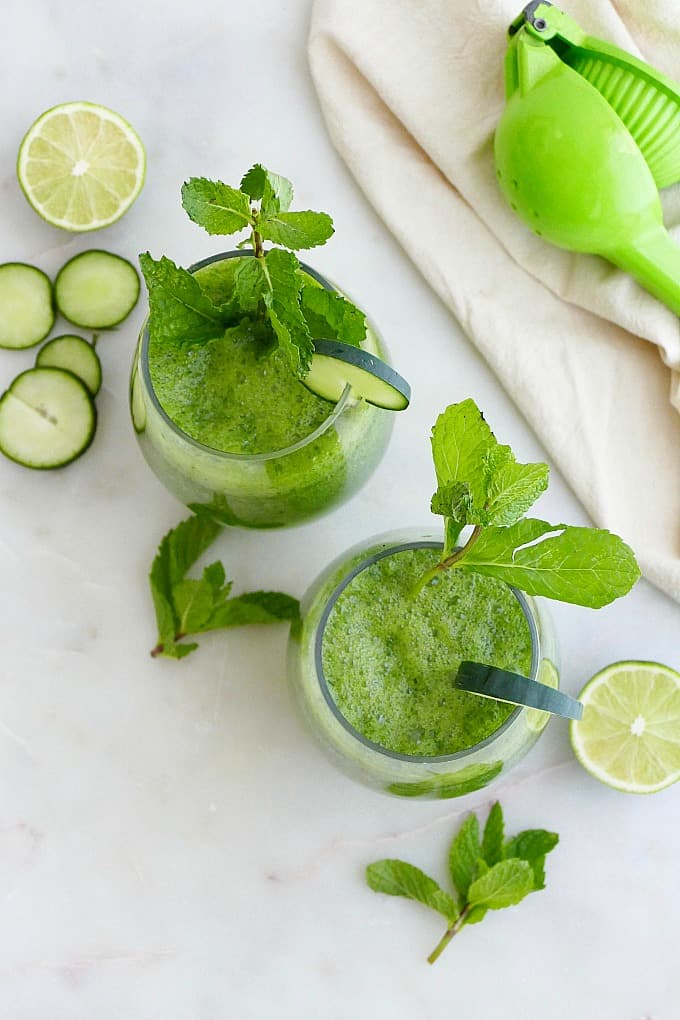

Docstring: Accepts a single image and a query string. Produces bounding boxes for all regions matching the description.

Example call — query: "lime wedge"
[17,102,145,232]
[570,661,680,794]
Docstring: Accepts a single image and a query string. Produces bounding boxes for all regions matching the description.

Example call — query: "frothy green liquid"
[147,258,332,454]
[321,547,533,757]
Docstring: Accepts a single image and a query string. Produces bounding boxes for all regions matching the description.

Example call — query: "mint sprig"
[417,399,640,606]
[139,164,365,377]
[366,802,558,964]
[149,515,299,659]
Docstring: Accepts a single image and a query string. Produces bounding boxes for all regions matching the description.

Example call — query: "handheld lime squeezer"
[495,2,680,315]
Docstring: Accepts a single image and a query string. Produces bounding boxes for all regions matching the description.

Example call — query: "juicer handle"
[611,226,680,317]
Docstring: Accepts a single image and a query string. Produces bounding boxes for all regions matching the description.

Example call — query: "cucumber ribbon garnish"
[455,661,583,721]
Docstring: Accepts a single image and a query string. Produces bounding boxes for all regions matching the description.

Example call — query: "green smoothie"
[134,252,393,528]
[321,546,533,757]
[148,258,333,454]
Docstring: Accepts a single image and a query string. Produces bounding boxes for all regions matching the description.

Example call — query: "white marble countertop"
[2,1,679,1017]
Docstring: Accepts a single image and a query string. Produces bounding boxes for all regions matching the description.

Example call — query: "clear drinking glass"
[288,529,560,798]
[130,251,394,528]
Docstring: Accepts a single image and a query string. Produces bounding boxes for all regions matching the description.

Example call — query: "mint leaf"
[262,248,314,376]
[162,640,199,660]
[485,456,549,527]
[464,905,488,925]
[258,210,334,250]
[172,578,216,635]
[366,860,459,922]
[529,856,547,890]
[181,177,253,236]
[430,481,473,526]
[241,164,293,214]
[203,560,227,591]
[148,515,298,658]
[233,258,267,315]
[151,515,223,599]
[300,286,366,346]
[431,400,502,519]
[367,803,559,964]
[430,400,548,529]
[481,802,504,866]
[467,859,534,910]
[504,829,559,890]
[459,518,641,608]
[139,253,231,347]
[448,813,480,902]
[149,514,222,658]
[443,518,463,559]
[201,591,300,631]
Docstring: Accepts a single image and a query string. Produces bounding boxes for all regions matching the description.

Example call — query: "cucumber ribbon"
[455,661,584,721]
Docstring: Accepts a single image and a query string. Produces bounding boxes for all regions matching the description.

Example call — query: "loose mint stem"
[150,631,187,657]
[412,525,483,597]
[427,906,470,964]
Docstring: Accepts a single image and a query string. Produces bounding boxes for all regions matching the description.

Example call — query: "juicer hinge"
[508,0,553,36]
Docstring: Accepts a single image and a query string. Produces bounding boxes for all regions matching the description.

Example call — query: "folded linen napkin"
[308,0,680,604]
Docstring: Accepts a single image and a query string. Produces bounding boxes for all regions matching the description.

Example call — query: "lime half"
[570,661,680,794]
[17,102,145,231]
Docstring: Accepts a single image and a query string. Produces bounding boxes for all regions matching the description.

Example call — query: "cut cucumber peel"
[0,367,96,470]
[55,250,140,329]
[455,660,582,721]
[0,263,54,349]
[303,339,410,410]
[36,334,102,396]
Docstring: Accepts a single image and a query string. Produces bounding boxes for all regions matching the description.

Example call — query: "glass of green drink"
[288,530,560,798]
[130,251,394,528]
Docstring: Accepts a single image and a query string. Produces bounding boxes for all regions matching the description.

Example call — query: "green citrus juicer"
[495,1,680,315]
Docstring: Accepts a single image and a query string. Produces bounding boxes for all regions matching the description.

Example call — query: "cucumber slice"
[54,250,140,329]
[455,661,583,721]
[36,334,102,396]
[0,367,96,469]
[303,339,410,410]
[0,263,54,349]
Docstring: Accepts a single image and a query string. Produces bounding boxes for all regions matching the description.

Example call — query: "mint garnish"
[366,802,558,964]
[139,164,364,378]
[417,399,640,605]
[138,253,235,346]
[149,515,299,659]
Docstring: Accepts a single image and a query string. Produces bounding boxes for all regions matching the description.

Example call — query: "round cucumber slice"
[455,660,583,721]
[303,339,410,410]
[0,367,96,469]
[54,250,140,329]
[36,334,102,396]
[0,263,54,349]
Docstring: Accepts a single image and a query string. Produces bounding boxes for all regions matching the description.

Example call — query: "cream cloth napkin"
[308,0,680,604]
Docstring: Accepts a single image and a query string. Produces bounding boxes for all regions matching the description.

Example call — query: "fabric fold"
[309,0,680,604]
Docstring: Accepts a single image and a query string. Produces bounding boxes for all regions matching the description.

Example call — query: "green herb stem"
[412,525,483,598]
[150,632,186,657]
[427,906,470,964]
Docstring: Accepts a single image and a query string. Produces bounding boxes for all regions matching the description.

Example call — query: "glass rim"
[314,538,540,764]
[139,249,353,463]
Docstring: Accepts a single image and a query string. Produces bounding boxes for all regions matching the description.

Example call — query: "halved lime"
[17,102,145,231]
[570,661,680,794]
